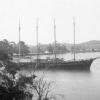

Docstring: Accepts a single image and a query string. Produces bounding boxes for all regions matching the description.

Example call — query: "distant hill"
[28,40,100,53]
[75,40,100,52]
[78,40,100,46]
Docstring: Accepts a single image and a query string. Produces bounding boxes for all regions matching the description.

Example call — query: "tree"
[0,50,9,61]
[17,41,30,56]
[32,76,58,100]
[47,44,69,54]
[0,63,35,100]
[56,44,69,54]
[47,44,53,53]
[0,44,34,100]
[0,39,13,61]
[10,41,17,55]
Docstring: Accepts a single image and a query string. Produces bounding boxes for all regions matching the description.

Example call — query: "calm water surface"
[34,52,100,100]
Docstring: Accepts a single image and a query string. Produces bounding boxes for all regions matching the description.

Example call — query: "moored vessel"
[36,18,94,70]
[16,18,95,71]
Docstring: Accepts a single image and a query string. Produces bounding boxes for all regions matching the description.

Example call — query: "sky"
[0,0,100,45]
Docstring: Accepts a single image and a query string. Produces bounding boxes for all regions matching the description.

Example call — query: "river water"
[33,52,100,100]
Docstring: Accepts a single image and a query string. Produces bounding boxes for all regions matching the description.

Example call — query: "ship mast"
[54,19,57,61]
[73,17,76,61]
[18,18,21,63]
[36,18,39,66]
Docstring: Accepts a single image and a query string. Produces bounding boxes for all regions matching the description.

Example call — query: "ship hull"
[18,59,94,70]
[37,59,94,70]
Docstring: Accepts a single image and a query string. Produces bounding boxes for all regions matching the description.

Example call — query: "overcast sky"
[0,0,100,45]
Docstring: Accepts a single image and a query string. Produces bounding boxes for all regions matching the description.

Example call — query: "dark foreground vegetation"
[0,47,62,100]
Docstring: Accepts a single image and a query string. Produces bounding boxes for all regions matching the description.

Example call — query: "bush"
[0,62,35,100]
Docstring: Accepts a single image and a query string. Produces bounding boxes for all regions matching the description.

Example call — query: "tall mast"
[18,18,21,63]
[36,18,39,65]
[73,17,75,61]
[54,19,57,60]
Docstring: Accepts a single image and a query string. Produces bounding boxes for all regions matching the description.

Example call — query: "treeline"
[0,39,30,58]
[1,39,98,58]
[30,43,69,54]
[0,39,70,58]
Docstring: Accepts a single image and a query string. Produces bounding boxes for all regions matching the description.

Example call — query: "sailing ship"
[17,18,96,70]
[36,18,94,70]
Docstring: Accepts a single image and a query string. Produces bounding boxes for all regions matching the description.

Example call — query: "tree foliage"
[46,43,69,54]
[47,44,54,53]
[17,41,30,56]
[0,66,35,100]
[0,39,30,58]
[0,63,57,100]
[0,39,13,60]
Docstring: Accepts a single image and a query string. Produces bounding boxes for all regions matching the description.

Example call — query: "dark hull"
[37,59,94,70]
[19,59,94,70]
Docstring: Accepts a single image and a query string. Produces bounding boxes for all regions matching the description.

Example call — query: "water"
[20,52,100,100]
[34,52,100,100]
